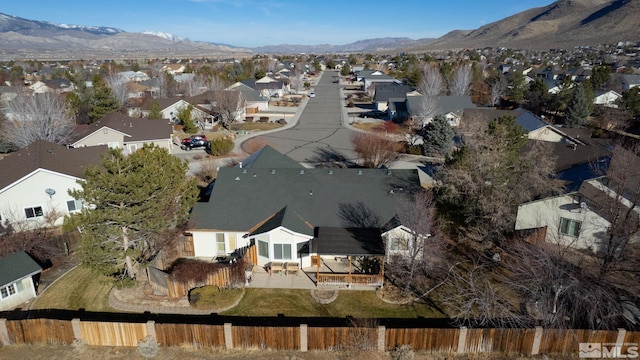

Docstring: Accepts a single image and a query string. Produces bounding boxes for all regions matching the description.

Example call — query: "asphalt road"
[249,70,359,165]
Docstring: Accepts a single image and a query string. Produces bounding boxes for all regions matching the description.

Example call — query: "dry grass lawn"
[30,266,116,312]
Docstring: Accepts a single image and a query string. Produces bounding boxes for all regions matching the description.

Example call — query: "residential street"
[245,70,359,165]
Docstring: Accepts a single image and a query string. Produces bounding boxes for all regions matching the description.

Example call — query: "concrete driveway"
[246,70,359,165]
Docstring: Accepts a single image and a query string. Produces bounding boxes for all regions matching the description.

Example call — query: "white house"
[593,90,622,108]
[0,252,42,311]
[185,146,422,285]
[0,141,107,231]
[515,177,639,252]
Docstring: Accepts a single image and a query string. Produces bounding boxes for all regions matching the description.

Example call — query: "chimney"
[239,161,243,169]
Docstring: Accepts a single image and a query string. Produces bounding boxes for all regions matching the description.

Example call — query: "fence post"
[146,321,157,343]
[300,324,308,352]
[457,326,467,353]
[224,323,233,349]
[71,318,82,342]
[377,325,386,352]
[0,319,10,345]
[531,326,543,355]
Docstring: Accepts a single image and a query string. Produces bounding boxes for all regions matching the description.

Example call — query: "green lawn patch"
[31,266,115,312]
[189,286,244,310]
[221,289,445,318]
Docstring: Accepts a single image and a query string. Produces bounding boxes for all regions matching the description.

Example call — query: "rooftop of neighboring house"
[0,140,107,191]
[0,251,42,288]
[68,112,173,145]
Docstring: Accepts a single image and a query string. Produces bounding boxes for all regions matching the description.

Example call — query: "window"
[0,283,16,299]
[215,233,225,254]
[24,206,43,219]
[258,240,269,257]
[274,243,292,260]
[297,241,309,257]
[559,217,581,237]
[67,199,83,212]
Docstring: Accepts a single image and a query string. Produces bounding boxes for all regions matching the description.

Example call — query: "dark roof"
[250,206,314,236]
[0,140,107,190]
[0,251,42,287]
[240,145,304,169]
[69,112,173,144]
[407,96,475,117]
[463,108,548,132]
[373,83,414,103]
[189,166,419,232]
[313,227,385,256]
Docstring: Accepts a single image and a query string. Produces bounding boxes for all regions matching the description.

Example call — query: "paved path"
[240,70,359,165]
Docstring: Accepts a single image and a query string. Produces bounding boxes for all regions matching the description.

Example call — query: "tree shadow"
[309,147,351,167]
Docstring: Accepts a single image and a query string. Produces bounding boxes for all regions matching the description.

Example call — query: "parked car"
[180,134,208,150]
[308,92,316,98]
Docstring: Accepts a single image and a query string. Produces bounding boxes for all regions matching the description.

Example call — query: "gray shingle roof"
[0,251,42,287]
[250,206,314,236]
[69,112,173,144]
[240,145,304,169]
[313,227,385,256]
[189,167,419,232]
[0,140,108,190]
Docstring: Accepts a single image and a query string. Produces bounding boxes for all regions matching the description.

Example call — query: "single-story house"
[406,95,476,127]
[462,108,568,142]
[68,112,174,154]
[185,146,423,286]
[0,140,107,230]
[0,252,42,311]
[593,90,622,108]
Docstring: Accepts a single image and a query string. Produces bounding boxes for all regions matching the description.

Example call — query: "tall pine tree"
[566,83,590,127]
[88,74,121,123]
[67,144,198,286]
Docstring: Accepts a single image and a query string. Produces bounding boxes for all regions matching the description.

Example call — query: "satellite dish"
[44,188,56,196]
[580,202,589,212]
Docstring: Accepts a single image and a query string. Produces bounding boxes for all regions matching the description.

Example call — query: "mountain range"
[0,0,639,59]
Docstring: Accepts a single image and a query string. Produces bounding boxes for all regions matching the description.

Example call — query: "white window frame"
[273,243,292,260]
[67,199,83,212]
[215,233,226,254]
[24,206,44,219]
[0,283,17,299]
[559,217,581,237]
[257,240,269,258]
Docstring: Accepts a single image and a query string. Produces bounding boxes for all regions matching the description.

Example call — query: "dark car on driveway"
[180,134,208,150]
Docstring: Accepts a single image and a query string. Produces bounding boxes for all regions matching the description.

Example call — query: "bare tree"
[489,74,508,107]
[413,95,438,128]
[421,64,444,97]
[391,190,442,294]
[185,74,220,97]
[290,71,304,94]
[504,240,631,329]
[439,259,527,328]
[104,74,129,106]
[1,92,75,148]
[351,132,398,168]
[591,144,640,277]
[213,90,243,130]
[449,63,473,97]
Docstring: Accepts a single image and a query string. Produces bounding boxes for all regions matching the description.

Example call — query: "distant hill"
[252,37,432,54]
[418,0,640,50]
[0,13,251,58]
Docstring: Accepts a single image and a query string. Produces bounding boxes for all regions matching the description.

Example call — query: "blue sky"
[2,0,555,48]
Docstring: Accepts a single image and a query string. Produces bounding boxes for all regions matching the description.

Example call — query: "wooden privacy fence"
[150,244,258,299]
[2,317,639,356]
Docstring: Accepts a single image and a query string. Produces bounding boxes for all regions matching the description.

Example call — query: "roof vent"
[357,170,363,175]
[235,177,241,181]
[299,169,305,174]
[386,170,392,176]
[328,170,333,175]
[253,173,257,177]
[271,169,276,174]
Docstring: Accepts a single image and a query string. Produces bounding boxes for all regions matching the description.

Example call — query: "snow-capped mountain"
[141,31,187,42]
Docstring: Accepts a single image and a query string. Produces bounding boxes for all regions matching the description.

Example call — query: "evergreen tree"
[566,83,590,127]
[88,74,120,123]
[67,144,198,286]
[418,115,455,157]
[508,71,526,103]
[340,63,351,77]
[147,100,164,119]
[177,104,198,133]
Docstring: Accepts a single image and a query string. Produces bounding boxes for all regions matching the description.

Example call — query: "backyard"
[28,265,444,319]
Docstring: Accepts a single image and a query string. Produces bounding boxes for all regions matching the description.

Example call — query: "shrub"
[407,145,423,155]
[207,137,234,156]
[169,258,224,283]
[390,345,414,360]
[137,335,158,358]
